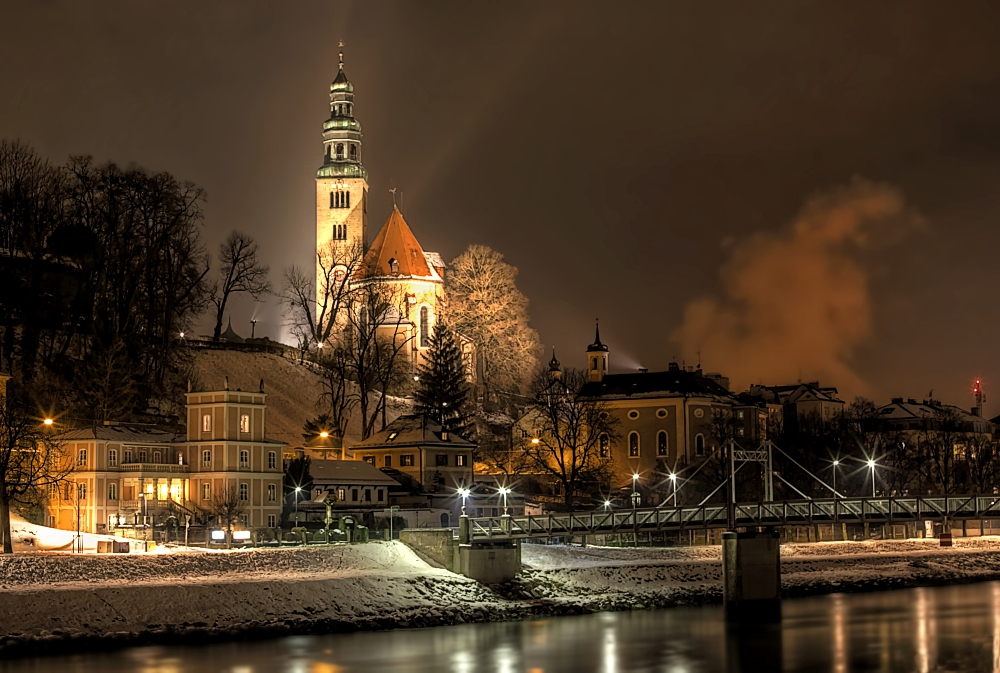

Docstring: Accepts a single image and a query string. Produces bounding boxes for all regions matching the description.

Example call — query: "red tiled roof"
[359,206,434,279]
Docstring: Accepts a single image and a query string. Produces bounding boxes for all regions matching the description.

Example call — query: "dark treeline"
[0,140,210,420]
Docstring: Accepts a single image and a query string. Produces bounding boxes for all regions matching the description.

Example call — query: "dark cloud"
[4,1,1000,410]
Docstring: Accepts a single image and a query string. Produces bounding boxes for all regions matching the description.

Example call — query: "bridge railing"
[467,494,1000,541]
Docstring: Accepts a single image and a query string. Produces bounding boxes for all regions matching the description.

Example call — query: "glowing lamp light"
[42,418,54,426]
[604,500,612,508]
[632,473,640,481]
[179,331,185,338]
[317,342,324,349]
[499,487,511,496]
[867,459,876,469]
[295,486,303,493]
[668,473,677,482]
[833,459,839,467]
[211,530,226,541]
[457,488,471,498]
[531,438,540,445]
[232,530,251,541]
[319,431,329,438]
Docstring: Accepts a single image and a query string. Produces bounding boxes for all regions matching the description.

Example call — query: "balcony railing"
[119,463,189,473]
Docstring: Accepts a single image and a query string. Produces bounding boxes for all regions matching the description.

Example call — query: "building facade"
[48,386,286,535]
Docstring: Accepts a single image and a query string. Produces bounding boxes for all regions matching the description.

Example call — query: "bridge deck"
[467,495,1000,542]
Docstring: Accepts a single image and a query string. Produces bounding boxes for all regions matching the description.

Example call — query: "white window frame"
[202,449,212,467]
[267,483,276,502]
[108,448,118,467]
[240,450,249,469]
[239,483,249,501]
[202,483,211,501]
[268,451,276,470]
[202,414,212,432]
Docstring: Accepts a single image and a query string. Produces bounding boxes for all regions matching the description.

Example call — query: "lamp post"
[294,486,303,524]
[458,487,471,516]
[250,318,257,339]
[603,499,612,512]
[138,492,148,552]
[499,486,511,517]
[832,459,839,498]
[668,472,678,507]
[631,473,641,509]
[867,459,877,498]
[75,482,82,554]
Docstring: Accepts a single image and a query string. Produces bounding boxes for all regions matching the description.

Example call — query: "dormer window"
[389,258,399,274]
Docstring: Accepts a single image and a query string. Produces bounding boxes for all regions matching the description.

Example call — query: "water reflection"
[7,583,1000,672]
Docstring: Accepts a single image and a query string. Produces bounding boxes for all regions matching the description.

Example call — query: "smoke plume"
[672,177,921,398]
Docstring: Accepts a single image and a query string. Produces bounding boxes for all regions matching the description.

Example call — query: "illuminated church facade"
[315,46,454,370]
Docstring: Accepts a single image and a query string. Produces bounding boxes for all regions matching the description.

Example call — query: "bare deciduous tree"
[447,245,540,407]
[0,389,69,553]
[520,369,619,508]
[280,241,365,348]
[211,231,271,342]
[211,483,246,549]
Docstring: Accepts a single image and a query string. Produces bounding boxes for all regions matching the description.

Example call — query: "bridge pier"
[723,530,781,623]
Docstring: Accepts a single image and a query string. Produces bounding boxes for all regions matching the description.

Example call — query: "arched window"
[325,145,331,160]
[350,144,357,160]
[336,144,344,160]
[419,306,430,347]
[347,104,352,115]
[657,431,668,457]
[345,191,350,208]
[153,450,161,464]
[628,432,640,457]
[330,191,335,208]
[695,434,705,456]
[599,434,609,458]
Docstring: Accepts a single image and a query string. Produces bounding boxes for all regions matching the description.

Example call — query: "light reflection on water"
[6,582,1000,672]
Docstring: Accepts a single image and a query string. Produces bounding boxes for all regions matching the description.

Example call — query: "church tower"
[316,43,368,255]
[586,321,609,382]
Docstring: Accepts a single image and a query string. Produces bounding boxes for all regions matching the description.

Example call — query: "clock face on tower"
[333,267,347,284]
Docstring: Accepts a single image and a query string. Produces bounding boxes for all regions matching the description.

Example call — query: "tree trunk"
[226,520,232,549]
[0,488,13,554]
[212,297,227,342]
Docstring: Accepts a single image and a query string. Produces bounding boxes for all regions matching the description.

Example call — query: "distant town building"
[742,382,845,426]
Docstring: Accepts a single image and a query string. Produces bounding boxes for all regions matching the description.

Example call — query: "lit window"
[456,454,467,467]
[78,483,87,500]
[108,483,117,501]
[267,484,276,502]
[202,414,211,432]
[401,454,414,467]
[202,483,211,501]
[268,451,276,470]
[108,449,118,467]
[240,450,249,468]
[599,434,609,458]
[77,449,87,466]
[388,432,399,441]
[240,414,250,433]
[628,432,640,457]
[239,483,248,501]
[364,456,375,465]
[737,410,745,420]
[738,427,745,437]
[202,449,211,467]
[657,431,668,457]
[389,258,400,275]
[419,306,430,347]
[337,488,346,501]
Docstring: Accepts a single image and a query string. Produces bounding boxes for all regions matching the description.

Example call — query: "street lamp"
[42,418,53,426]
[631,473,641,509]
[498,486,511,517]
[668,472,678,507]
[604,499,612,511]
[250,318,257,339]
[867,459,877,498]
[458,487,471,516]
[832,459,839,498]
[294,486,303,523]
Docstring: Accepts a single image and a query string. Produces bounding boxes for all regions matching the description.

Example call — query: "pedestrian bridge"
[465,494,1000,542]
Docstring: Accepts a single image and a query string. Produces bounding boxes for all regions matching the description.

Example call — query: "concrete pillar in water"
[723,530,781,623]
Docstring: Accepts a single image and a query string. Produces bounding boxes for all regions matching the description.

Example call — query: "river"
[3,582,1000,672]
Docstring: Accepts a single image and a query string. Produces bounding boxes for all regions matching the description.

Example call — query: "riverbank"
[3,537,1000,659]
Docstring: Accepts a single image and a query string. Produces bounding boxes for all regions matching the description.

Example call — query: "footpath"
[3,537,1000,658]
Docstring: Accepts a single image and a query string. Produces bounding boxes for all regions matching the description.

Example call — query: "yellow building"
[49,385,286,536]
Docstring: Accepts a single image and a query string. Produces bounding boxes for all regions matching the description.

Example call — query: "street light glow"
[867,459,876,469]
[295,486,302,493]
[457,488,471,498]
[499,487,511,495]
[531,437,540,445]
[319,431,329,438]
[668,473,677,482]
[832,459,839,467]
[604,500,611,507]
[632,473,640,481]
[42,418,54,426]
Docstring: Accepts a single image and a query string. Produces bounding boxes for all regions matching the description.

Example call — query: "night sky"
[4,1,1000,411]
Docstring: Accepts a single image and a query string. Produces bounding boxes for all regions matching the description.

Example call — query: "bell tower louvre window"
[330,190,351,209]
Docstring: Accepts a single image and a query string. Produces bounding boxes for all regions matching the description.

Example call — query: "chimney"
[972,407,980,417]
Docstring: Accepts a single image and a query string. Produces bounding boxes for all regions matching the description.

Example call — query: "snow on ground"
[9,515,133,553]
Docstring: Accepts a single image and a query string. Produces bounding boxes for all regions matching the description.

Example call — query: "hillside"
[185,348,411,448]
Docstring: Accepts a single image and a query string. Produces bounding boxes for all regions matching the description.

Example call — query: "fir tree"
[413,321,473,438]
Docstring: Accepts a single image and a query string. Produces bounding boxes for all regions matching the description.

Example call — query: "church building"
[314,45,449,369]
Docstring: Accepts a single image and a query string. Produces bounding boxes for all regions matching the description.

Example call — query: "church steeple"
[318,41,366,181]
[586,320,609,382]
